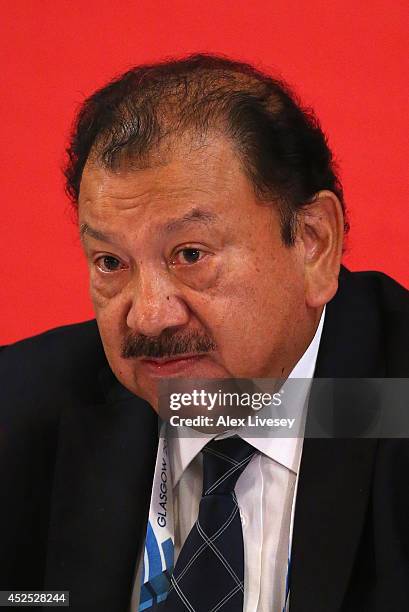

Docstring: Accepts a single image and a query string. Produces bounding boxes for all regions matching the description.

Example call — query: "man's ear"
[299,190,345,308]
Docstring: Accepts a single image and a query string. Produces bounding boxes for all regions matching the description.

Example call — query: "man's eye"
[172,248,206,265]
[96,255,123,272]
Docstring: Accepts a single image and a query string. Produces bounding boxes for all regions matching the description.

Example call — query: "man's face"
[79,136,318,408]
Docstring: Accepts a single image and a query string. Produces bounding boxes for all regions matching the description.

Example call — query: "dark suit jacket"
[1,267,409,611]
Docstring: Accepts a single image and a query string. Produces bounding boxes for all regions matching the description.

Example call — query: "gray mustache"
[121,329,217,359]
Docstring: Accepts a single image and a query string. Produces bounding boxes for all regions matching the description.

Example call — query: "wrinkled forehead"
[78,133,254,216]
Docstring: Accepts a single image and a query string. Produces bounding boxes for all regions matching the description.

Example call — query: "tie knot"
[201,437,256,496]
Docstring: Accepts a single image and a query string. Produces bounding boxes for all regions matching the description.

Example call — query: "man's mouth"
[139,354,207,376]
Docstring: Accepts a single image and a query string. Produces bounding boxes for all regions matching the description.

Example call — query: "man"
[1,54,408,611]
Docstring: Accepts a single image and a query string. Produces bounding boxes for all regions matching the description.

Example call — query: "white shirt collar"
[168,307,326,485]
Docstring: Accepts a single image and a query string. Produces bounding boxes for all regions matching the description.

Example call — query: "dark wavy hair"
[64,53,347,245]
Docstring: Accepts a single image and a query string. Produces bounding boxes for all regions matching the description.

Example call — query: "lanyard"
[138,430,175,611]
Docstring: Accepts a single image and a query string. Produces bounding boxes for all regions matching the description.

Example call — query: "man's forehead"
[79,207,220,244]
[78,133,249,205]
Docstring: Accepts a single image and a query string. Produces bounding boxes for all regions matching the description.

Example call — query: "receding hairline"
[82,62,286,177]
[65,53,347,244]
[82,127,265,207]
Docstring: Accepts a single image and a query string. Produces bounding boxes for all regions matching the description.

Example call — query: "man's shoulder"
[0,320,107,419]
[344,269,409,335]
[347,268,409,310]
[320,268,409,377]
[1,319,105,375]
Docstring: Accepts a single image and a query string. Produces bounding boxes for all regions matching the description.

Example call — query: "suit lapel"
[290,267,384,611]
[45,366,158,611]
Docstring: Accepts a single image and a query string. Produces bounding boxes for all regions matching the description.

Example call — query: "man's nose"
[125,269,190,337]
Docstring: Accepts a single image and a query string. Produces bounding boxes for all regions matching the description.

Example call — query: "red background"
[1,0,408,344]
